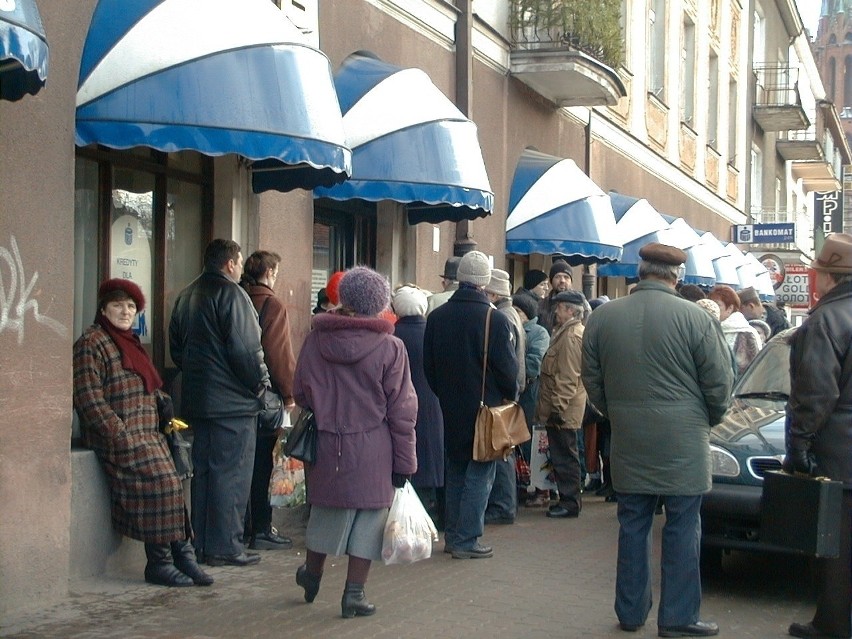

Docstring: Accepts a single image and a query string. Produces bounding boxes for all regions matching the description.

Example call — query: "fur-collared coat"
[73,325,185,543]
[293,312,418,509]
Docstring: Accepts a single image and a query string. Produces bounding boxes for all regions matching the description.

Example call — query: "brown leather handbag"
[472,307,530,461]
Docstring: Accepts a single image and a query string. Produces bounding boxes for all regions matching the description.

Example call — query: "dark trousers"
[244,430,276,539]
[810,489,851,637]
[191,415,256,557]
[615,494,703,628]
[545,426,581,513]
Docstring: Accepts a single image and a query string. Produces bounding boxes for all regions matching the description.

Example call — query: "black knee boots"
[170,539,214,586]
[296,564,322,603]
[143,543,194,587]
[341,582,376,618]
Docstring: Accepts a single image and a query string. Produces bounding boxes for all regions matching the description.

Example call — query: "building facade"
[0,0,836,617]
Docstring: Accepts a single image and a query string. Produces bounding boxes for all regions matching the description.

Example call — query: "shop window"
[73,148,212,377]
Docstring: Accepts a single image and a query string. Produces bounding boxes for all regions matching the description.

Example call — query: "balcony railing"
[510,0,623,69]
[752,64,809,132]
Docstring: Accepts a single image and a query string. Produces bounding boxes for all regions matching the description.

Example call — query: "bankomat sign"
[814,191,843,238]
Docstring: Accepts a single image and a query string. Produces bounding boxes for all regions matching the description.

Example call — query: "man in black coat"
[785,233,852,639]
[424,251,518,559]
[170,239,272,567]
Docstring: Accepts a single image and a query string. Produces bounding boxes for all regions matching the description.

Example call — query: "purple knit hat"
[338,266,391,317]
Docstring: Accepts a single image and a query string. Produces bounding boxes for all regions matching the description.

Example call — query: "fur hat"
[392,285,428,318]
[549,260,573,282]
[523,269,548,290]
[696,298,721,321]
[440,256,462,280]
[553,290,586,306]
[457,251,492,287]
[750,318,772,344]
[325,271,346,306]
[338,267,390,317]
[484,269,512,297]
[738,286,760,306]
[98,278,145,313]
[639,242,687,266]
[812,233,852,273]
[512,293,538,320]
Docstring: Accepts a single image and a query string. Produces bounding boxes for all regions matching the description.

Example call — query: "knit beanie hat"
[325,271,346,306]
[456,251,492,287]
[549,260,572,282]
[338,267,391,317]
[523,269,548,290]
[512,293,538,320]
[484,269,512,297]
[392,285,428,318]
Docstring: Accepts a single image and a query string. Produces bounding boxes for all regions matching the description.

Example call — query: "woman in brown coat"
[73,279,212,587]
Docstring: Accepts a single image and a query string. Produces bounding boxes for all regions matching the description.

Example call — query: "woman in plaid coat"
[73,279,212,588]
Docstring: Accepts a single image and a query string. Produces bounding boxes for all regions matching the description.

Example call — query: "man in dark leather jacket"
[784,233,852,639]
[170,239,271,567]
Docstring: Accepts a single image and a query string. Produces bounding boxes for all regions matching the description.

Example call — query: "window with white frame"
[648,0,666,101]
[728,79,738,165]
[707,52,719,146]
[681,16,696,126]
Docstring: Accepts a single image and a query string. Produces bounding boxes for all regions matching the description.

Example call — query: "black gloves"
[391,473,410,488]
[783,446,819,476]
[156,393,175,434]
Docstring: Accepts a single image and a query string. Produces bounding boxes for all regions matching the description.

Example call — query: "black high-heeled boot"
[171,540,214,586]
[296,564,321,603]
[143,543,194,587]
[341,581,376,618]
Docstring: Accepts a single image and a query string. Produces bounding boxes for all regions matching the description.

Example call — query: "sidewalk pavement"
[0,494,813,638]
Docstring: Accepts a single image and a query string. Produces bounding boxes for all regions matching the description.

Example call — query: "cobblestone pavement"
[1,495,813,639]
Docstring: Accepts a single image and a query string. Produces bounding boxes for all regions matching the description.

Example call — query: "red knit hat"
[325,271,346,306]
[97,278,145,312]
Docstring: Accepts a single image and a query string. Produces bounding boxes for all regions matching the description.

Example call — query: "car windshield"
[733,329,794,399]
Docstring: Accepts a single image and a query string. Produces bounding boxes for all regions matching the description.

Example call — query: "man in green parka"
[581,242,733,638]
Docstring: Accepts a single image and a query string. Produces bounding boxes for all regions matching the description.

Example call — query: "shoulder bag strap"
[480,306,492,404]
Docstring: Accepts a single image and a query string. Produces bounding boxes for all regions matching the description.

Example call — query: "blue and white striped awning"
[313,51,493,224]
[697,233,741,287]
[598,194,670,278]
[506,148,621,265]
[743,253,776,301]
[76,0,350,192]
[0,0,48,101]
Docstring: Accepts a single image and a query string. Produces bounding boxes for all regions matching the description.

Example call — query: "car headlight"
[710,444,741,478]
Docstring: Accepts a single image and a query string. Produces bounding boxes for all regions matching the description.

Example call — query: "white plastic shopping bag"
[382,481,439,565]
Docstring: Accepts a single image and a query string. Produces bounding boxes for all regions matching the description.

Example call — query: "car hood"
[710,397,786,457]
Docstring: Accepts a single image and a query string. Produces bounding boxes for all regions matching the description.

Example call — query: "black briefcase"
[759,470,842,558]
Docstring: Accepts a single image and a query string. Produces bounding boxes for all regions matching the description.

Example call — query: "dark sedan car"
[700,327,796,555]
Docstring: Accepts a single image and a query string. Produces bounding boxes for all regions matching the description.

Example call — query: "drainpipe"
[453,0,477,256]
[744,0,756,222]
[583,109,595,299]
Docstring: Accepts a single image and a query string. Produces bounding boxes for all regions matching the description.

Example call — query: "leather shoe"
[788,622,847,638]
[620,622,643,632]
[249,528,293,550]
[205,552,261,567]
[451,543,493,559]
[546,505,579,518]
[658,621,719,637]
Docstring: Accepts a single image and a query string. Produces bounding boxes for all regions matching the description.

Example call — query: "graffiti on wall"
[0,235,68,344]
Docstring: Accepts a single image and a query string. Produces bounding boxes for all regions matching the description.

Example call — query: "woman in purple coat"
[293,267,417,618]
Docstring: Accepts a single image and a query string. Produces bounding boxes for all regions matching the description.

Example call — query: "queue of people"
[71,234,852,639]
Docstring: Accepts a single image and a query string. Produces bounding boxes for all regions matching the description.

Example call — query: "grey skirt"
[305,506,389,561]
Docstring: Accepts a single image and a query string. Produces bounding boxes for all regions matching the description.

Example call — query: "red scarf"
[96,314,163,393]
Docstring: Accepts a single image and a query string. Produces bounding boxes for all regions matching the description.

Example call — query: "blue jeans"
[615,494,703,628]
[444,457,497,550]
[486,450,517,522]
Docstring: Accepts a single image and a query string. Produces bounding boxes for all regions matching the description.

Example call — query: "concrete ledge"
[70,449,144,583]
